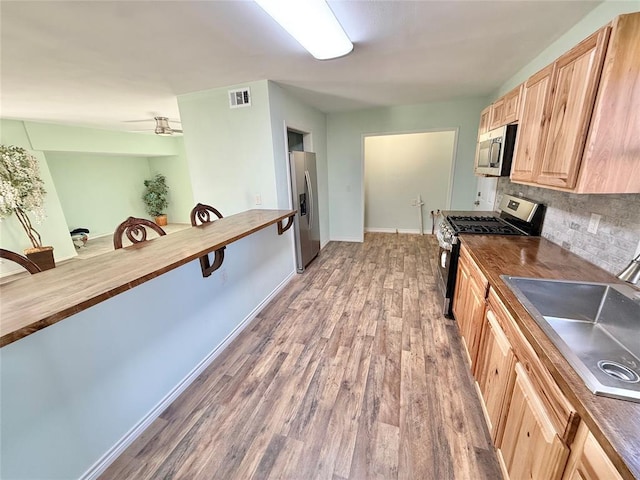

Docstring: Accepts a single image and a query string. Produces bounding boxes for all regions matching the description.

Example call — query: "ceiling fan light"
[255,0,353,60]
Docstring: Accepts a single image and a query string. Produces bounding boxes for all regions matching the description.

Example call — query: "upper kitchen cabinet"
[477,84,523,140]
[511,65,554,183]
[537,27,610,189]
[577,13,640,193]
[511,12,640,194]
[478,105,492,138]
[489,84,523,130]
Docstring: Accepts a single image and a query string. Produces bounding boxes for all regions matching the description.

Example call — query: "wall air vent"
[228,88,251,108]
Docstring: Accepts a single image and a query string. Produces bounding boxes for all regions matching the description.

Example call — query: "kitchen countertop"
[459,235,640,480]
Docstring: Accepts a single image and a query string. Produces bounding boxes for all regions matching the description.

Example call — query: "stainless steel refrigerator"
[290,151,320,272]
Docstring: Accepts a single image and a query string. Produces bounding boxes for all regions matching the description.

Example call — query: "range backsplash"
[496,178,640,276]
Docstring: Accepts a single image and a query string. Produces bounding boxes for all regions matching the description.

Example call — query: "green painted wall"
[148,138,194,225]
[24,121,181,156]
[266,81,330,246]
[46,152,152,237]
[178,80,278,215]
[1,119,193,275]
[326,96,488,241]
[0,120,77,274]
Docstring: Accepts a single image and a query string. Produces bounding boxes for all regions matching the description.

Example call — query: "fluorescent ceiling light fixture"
[255,0,353,60]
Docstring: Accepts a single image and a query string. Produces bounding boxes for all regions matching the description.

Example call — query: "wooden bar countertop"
[460,235,640,479]
[0,209,295,348]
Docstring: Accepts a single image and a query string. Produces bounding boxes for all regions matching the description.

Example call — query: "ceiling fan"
[153,116,182,136]
[125,114,183,135]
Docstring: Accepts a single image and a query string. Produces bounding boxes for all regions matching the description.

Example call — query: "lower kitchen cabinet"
[498,362,570,480]
[476,308,516,443]
[452,244,488,373]
[562,422,624,480]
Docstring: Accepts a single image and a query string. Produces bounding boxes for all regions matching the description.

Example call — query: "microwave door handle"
[489,140,500,167]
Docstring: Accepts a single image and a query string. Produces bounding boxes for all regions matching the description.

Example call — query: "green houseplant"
[0,144,55,270]
[142,174,169,226]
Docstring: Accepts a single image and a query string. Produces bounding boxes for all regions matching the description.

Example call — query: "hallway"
[100,233,501,479]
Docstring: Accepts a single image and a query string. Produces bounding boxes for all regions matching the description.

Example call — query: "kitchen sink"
[501,276,640,402]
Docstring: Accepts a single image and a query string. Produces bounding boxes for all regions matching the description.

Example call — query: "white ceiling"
[1,0,600,133]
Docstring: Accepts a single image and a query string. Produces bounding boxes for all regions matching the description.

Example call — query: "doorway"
[363,130,456,234]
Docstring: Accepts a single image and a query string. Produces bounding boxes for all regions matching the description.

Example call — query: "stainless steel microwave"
[474,124,517,176]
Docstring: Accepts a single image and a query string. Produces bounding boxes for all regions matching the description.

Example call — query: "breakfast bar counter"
[0,209,295,348]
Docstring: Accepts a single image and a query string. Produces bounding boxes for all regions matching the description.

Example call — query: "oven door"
[435,238,458,317]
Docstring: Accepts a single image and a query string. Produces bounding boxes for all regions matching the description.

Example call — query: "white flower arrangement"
[0,145,47,248]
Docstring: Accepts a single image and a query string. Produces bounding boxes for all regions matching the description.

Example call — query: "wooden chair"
[113,216,166,249]
[190,203,225,277]
[0,248,42,274]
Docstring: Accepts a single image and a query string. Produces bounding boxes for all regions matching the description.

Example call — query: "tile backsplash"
[496,178,640,276]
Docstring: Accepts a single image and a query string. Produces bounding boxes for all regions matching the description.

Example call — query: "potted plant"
[0,144,55,270]
[142,174,169,226]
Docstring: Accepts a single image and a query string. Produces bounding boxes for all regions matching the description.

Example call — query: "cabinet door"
[462,278,487,374]
[511,65,554,183]
[563,422,624,480]
[499,363,569,480]
[452,257,470,334]
[452,246,488,370]
[478,105,492,137]
[489,98,506,130]
[502,84,523,125]
[579,13,640,193]
[537,27,610,189]
[477,309,516,443]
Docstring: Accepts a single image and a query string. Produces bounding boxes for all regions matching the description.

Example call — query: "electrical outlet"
[255,194,262,205]
[587,213,601,234]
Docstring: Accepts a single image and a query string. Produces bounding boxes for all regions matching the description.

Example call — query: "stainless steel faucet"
[617,253,640,285]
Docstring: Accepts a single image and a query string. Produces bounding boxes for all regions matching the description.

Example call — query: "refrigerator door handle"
[305,170,314,229]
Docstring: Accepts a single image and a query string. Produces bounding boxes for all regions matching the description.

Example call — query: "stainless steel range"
[435,194,546,317]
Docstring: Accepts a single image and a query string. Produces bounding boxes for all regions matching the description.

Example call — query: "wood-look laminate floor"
[100,233,501,480]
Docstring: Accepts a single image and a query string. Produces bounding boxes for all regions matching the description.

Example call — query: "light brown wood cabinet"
[454,245,628,479]
[478,105,492,137]
[476,84,522,140]
[452,244,488,372]
[476,308,516,443]
[490,84,523,130]
[562,421,624,480]
[498,362,570,480]
[511,12,640,193]
[511,65,554,183]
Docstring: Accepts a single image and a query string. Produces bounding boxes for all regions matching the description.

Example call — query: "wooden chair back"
[190,203,224,226]
[0,248,42,274]
[113,217,166,249]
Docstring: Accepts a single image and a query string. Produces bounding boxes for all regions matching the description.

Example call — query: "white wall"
[364,131,456,233]
[47,152,152,237]
[266,81,330,247]
[327,97,487,242]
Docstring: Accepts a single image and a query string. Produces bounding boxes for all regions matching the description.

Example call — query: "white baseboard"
[330,237,364,243]
[364,227,429,235]
[80,270,296,480]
